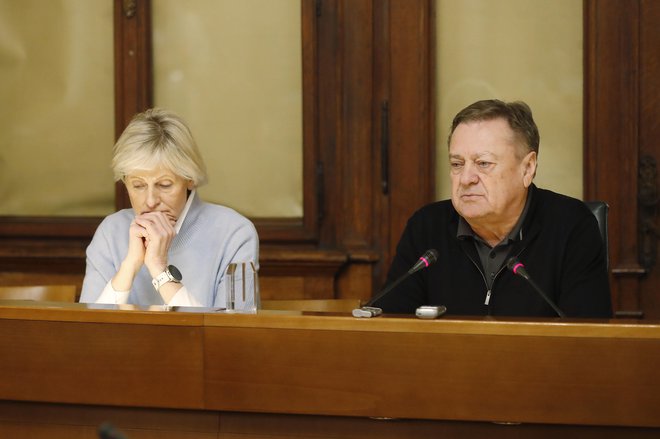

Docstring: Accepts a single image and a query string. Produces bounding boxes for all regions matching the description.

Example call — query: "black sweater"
[373,186,612,318]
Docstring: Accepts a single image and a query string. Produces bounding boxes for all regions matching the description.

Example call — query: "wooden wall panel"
[584,0,660,318]
[386,0,435,264]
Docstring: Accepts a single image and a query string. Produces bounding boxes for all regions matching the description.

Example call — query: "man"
[372,99,612,318]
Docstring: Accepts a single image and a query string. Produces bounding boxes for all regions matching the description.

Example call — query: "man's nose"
[459,163,479,185]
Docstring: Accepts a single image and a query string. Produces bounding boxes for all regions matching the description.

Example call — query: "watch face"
[168,265,183,281]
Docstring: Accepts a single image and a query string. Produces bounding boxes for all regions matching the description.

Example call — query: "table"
[1,300,659,438]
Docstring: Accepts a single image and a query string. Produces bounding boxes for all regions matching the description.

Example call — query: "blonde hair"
[111,108,208,186]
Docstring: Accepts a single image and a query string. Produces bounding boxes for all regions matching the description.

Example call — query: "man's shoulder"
[530,187,596,236]
[533,187,591,217]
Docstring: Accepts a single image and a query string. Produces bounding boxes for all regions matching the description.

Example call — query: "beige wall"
[436,0,583,201]
[153,0,302,218]
[0,0,301,219]
[0,0,583,217]
[0,0,115,216]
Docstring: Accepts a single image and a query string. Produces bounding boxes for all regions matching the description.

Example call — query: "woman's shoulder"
[196,201,257,235]
[199,201,251,222]
[96,208,134,231]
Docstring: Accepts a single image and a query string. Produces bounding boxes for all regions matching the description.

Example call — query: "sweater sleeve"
[558,209,612,318]
[80,221,120,303]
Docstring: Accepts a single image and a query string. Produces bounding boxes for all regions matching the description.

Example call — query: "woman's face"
[124,165,194,224]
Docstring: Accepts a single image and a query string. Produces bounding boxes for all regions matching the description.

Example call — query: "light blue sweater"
[80,194,259,307]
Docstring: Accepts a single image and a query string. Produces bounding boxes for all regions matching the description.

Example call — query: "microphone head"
[506,257,519,270]
[408,249,440,274]
[506,257,526,277]
[423,249,439,266]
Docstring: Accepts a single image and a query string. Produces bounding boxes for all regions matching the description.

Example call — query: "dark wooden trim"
[382,0,435,282]
[0,217,101,238]
[315,0,342,247]
[300,0,321,243]
[372,0,392,287]
[387,0,436,226]
[583,0,646,316]
[253,218,317,244]
[0,257,86,275]
[113,0,153,210]
[260,247,347,277]
[339,0,375,251]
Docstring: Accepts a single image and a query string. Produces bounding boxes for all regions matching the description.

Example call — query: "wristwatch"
[151,265,183,290]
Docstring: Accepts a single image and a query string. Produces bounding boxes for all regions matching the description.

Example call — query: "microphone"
[407,249,439,275]
[356,249,439,316]
[506,257,566,317]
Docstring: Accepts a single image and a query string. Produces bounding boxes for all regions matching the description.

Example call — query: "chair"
[261,298,362,313]
[585,201,609,268]
[0,285,78,302]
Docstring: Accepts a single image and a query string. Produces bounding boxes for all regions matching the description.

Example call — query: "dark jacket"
[373,186,612,318]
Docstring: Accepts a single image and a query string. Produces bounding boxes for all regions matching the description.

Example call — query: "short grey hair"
[111,108,208,186]
[448,99,540,159]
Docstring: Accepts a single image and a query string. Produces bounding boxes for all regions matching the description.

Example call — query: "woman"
[80,108,259,308]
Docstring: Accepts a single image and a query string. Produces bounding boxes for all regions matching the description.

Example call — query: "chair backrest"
[584,201,609,268]
[0,285,78,302]
[261,298,362,313]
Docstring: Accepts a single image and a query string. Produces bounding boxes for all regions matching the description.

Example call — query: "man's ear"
[522,151,537,188]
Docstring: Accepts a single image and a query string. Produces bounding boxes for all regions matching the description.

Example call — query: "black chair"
[584,201,609,269]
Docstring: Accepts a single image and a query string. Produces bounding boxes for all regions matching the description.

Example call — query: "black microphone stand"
[359,249,438,314]
[523,274,566,318]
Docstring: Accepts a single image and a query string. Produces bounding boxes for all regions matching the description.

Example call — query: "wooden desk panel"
[2,401,659,439]
[203,314,660,427]
[0,301,659,436]
[0,401,219,439]
[0,301,205,409]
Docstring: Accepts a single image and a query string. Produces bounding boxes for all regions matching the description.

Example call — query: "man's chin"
[453,203,488,220]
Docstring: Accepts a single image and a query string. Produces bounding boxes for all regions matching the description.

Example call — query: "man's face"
[449,118,536,226]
